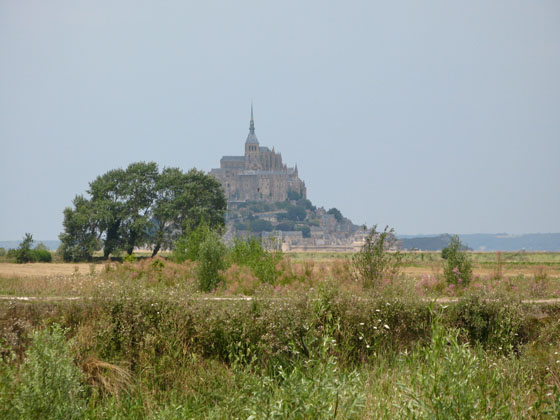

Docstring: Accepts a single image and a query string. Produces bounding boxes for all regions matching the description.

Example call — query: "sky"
[1,0,559,240]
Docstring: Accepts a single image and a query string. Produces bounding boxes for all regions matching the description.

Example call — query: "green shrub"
[398,312,513,419]
[442,235,473,286]
[197,230,227,292]
[352,225,402,288]
[296,225,311,238]
[7,324,87,420]
[0,247,6,257]
[32,248,52,263]
[327,207,343,222]
[237,335,365,419]
[228,237,282,284]
[10,234,53,263]
[122,253,138,263]
[172,223,212,263]
[248,218,273,232]
[15,233,35,263]
[451,294,524,351]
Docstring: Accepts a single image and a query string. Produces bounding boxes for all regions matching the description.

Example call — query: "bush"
[451,294,524,351]
[0,247,6,257]
[197,230,227,292]
[10,234,53,263]
[238,333,365,419]
[296,225,311,238]
[296,198,316,211]
[248,219,273,232]
[276,222,295,231]
[352,225,402,288]
[327,207,343,222]
[15,233,35,263]
[32,248,52,263]
[122,253,138,263]
[172,223,212,263]
[287,205,307,221]
[5,324,87,420]
[442,235,473,286]
[398,312,512,419]
[228,237,282,284]
[287,189,302,201]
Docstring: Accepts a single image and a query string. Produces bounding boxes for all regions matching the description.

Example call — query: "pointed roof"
[245,103,259,145]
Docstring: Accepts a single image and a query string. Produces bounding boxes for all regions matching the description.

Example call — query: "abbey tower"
[210,106,306,202]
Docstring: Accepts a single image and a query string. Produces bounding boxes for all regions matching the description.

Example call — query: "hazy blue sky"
[1,1,559,240]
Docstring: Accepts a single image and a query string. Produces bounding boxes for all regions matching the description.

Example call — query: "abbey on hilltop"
[210,106,306,202]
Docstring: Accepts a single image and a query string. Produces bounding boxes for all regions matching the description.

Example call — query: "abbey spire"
[246,103,259,145]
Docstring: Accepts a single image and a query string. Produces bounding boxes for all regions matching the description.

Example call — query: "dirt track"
[1,295,559,306]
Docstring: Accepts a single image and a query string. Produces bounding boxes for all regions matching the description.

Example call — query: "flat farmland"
[0,251,559,299]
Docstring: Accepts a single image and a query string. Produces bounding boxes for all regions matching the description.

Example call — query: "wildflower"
[383,324,390,330]
[359,322,365,326]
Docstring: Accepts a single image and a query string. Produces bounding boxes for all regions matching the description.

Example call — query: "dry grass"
[0,252,559,299]
[0,263,104,278]
[81,356,132,397]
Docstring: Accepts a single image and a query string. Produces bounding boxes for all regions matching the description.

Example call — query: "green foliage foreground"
[1,289,560,419]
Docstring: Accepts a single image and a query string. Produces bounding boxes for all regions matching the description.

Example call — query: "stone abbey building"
[210,106,307,202]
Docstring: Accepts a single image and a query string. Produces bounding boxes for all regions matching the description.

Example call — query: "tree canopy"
[59,162,226,261]
[327,207,343,223]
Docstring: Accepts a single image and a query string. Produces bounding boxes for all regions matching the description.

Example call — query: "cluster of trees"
[59,162,226,261]
[327,207,343,223]
[5,233,52,263]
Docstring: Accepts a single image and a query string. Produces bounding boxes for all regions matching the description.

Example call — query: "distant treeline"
[0,240,60,251]
[399,233,560,251]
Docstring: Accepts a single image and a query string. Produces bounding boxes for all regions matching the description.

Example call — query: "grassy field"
[1,252,560,418]
[5,250,559,299]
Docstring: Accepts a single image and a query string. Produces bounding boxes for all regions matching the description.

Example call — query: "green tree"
[118,161,159,255]
[180,169,227,232]
[287,205,307,221]
[441,235,473,286]
[59,163,226,260]
[150,168,226,257]
[248,219,273,232]
[172,223,212,263]
[327,207,343,223]
[352,225,402,288]
[287,189,302,201]
[296,225,311,238]
[197,230,227,292]
[88,162,158,256]
[15,233,34,264]
[59,195,100,262]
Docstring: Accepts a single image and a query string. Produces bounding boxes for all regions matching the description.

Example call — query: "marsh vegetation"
[1,242,560,419]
